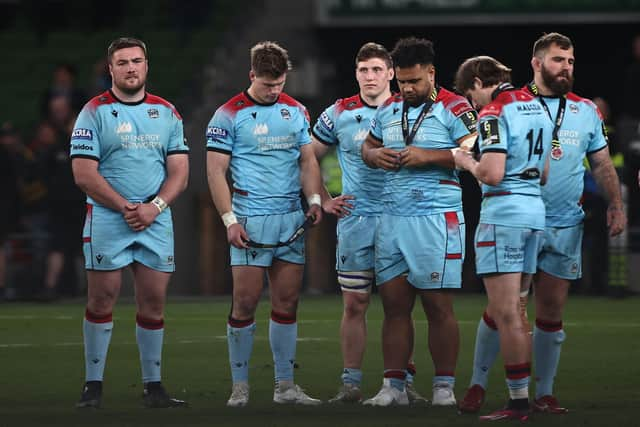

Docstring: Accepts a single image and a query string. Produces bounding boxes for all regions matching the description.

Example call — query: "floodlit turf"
[0,294,638,426]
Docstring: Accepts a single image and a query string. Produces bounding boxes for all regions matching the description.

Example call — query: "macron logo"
[71,128,93,140]
[253,123,269,135]
[116,122,133,134]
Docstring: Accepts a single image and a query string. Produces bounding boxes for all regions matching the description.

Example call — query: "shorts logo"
[280,109,291,120]
[167,255,174,265]
[430,272,440,282]
[72,128,93,140]
[207,126,227,138]
[147,108,159,119]
[570,262,578,274]
[250,250,258,259]
[95,254,104,264]
[340,255,347,264]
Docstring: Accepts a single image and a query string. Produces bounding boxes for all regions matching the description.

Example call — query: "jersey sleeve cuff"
[167,150,189,155]
[70,154,99,161]
[586,144,608,156]
[311,129,334,146]
[207,147,232,155]
[481,148,507,154]
[369,131,382,142]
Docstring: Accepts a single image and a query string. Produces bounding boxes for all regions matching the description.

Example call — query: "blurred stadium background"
[1,1,640,425]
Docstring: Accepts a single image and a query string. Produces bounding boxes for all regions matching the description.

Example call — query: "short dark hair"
[390,37,435,69]
[355,42,393,69]
[107,37,147,62]
[454,56,512,94]
[250,41,291,78]
[532,32,573,58]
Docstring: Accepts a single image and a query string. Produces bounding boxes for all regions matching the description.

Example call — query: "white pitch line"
[0,336,329,349]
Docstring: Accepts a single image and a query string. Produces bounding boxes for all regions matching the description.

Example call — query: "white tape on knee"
[338,270,373,291]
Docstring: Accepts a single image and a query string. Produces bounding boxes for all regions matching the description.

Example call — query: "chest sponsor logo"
[71,128,93,140]
[253,123,269,135]
[557,129,580,146]
[353,128,369,142]
[147,108,159,119]
[116,122,133,134]
[206,126,227,138]
[280,108,291,120]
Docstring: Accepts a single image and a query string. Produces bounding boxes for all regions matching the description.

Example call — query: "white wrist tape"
[222,211,238,229]
[151,196,168,213]
[307,193,321,207]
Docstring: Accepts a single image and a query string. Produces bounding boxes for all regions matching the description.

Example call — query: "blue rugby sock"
[534,319,565,398]
[269,311,297,385]
[136,315,164,383]
[469,311,500,389]
[341,367,363,386]
[83,309,113,382]
[227,317,256,384]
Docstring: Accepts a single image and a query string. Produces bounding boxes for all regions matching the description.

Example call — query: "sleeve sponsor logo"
[480,119,500,146]
[206,126,228,138]
[71,143,94,151]
[71,128,93,140]
[319,111,334,131]
[460,110,478,132]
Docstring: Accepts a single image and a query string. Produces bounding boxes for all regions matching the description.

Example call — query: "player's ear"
[249,70,256,82]
[531,55,541,72]
[387,66,394,81]
[473,77,483,90]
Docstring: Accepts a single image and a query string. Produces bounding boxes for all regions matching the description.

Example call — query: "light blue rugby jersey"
[369,87,477,216]
[477,87,552,230]
[206,91,311,216]
[312,94,383,216]
[70,90,188,207]
[524,86,608,227]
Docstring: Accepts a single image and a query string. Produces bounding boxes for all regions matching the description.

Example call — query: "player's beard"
[541,63,573,96]
[116,75,145,96]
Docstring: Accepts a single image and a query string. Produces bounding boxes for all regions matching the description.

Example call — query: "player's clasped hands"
[452,147,474,171]
[123,202,159,232]
[370,146,401,170]
[398,146,429,168]
[323,194,355,218]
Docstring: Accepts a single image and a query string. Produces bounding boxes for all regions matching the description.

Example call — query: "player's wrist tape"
[222,211,238,229]
[151,196,168,213]
[307,193,321,207]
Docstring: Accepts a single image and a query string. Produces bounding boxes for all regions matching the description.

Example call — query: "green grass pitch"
[0,294,638,426]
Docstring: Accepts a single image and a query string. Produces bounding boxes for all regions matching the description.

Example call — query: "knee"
[492,306,520,330]
[424,301,455,324]
[343,294,369,319]
[87,292,118,316]
[233,293,260,318]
